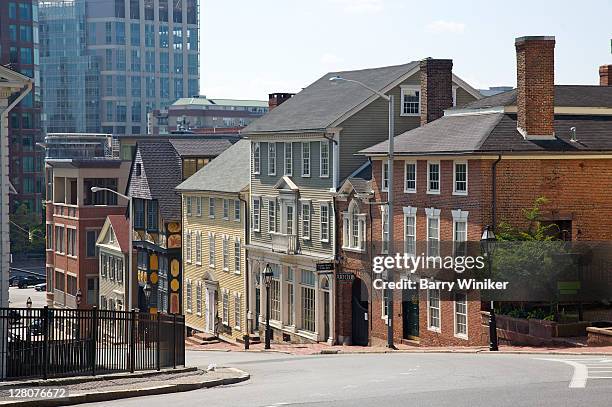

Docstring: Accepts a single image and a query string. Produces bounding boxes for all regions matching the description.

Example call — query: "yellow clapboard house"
[176,139,250,342]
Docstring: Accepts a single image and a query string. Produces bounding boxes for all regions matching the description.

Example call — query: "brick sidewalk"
[186,341,612,355]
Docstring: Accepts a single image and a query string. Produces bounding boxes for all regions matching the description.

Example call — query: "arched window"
[342,200,366,251]
[320,275,330,291]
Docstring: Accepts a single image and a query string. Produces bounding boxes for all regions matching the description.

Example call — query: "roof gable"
[274,176,299,191]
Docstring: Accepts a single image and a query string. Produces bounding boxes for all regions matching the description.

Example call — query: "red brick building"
[347,36,612,347]
[45,143,131,309]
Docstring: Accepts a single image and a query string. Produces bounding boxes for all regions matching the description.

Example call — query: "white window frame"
[404,160,417,193]
[252,197,261,232]
[342,201,365,252]
[268,198,276,234]
[400,85,420,116]
[195,231,202,265]
[320,201,329,243]
[268,142,276,176]
[403,206,417,257]
[454,291,468,339]
[223,199,229,220]
[196,281,202,316]
[381,205,389,254]
[208,197,215,218]
[427,287,441,332]
[185,196,192,216]
[253,142,261,174]
[320,140,330,178]
[284,142,293,176]
[195,196,202,216]
[185,230,192,263]
[301,142,311,177]
[453,160,468,196]
[222,235,229,271]
[186,279,192,313]
[234,292,241,330]
[234,237,241,274]
[222,289,229,325]
[234,199,241,222]
[427,161,440,194]
[381,160,389,192]
[301,200,311,240]
[452,209,469,257]
[425,207,441,257]
[208,232,216,268]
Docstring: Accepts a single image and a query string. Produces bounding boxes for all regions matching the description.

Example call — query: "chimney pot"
[515,36,556,139]
[419,58,453,126]
[599,65,612,86]
[268,93,295,110]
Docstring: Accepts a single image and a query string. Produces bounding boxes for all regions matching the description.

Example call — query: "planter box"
[587,327,612,346]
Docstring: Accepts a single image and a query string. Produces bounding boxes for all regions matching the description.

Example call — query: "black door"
[402,288,419,339]
[324,291,330,340]
[351,278,369,346]
[255,286,260,330]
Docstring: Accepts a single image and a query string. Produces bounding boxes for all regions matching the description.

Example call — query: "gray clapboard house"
[243,59,481,344]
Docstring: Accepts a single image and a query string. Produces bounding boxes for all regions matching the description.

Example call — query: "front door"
[402,289,419,339]
[255,286,260,330]
[351,278,369,346]
[205,286,216,334]
[323,291,330,340]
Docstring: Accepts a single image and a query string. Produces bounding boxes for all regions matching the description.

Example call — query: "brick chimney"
[599,65,612,86]
[420,58,453,126]
[268,93,295,109]
[515,36,555,139]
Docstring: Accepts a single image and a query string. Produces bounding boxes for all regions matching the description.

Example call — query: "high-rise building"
[39,0,200,136]
[0,0,44,217]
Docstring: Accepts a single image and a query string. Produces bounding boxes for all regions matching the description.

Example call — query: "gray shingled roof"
[176,139,250,193]
[136,141,182,221]
[243,62,420,133]
[169,138,234,157]
[460,85,612,109]
[361,113,612,155]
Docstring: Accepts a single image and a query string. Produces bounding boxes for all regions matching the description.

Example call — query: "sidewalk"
[0,367,249,407]
[186,341,612,356]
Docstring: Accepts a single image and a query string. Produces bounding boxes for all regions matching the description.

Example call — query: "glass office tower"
[40,0,200,136]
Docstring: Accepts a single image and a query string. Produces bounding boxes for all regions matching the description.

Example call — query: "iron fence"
[0,307,185,381]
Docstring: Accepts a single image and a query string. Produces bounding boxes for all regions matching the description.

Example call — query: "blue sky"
[200,0,612,100]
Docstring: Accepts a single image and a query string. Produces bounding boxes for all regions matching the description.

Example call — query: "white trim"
[452,160,468,196]
[253,142,261,175]
[273,175,299,191]
[403,207,417,257]
[404,160,417,193]
[427,287,441,333]
[301,141,311,178]
[452,210,468,257]
[301,201,311,240]
[381,160,389,192]
[252,196,261,232]
[453,291,469,340]
[425,208,441,257]
[268,142,276,176]
[399,85,421,117]
[284,142,293,176]
[319,140,330,178]
[426,160,440,194]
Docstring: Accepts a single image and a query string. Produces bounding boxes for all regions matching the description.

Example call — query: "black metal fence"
[0,307,185,381]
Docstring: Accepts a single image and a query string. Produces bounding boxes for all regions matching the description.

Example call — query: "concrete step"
[193,332,218,341]
[401,338,421,347]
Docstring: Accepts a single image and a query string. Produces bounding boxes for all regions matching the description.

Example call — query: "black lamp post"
[481,225,498,351]
[75,289,82,341]
[143,282,152,312]
[26,297,32,309]
[262,264,274,350]
[26,297,32,345]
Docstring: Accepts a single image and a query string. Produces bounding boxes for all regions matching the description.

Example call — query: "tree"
[10,203,45,257]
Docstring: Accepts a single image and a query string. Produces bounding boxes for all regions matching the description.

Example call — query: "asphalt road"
[74,351,612,407]
[8,287,46,308]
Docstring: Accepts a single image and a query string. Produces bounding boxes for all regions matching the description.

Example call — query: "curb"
[318,349,612,356]
[0,367,198,390]
[0,368,250,407]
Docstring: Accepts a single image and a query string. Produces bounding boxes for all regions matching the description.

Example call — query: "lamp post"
[75,289,82,341]
[143,282,152,312]
[26,297,32,346]
[91,187,133,310]
[26,297,32,309]
[329,76,395,349]
[481,225,499,351]
[262,264,274,350]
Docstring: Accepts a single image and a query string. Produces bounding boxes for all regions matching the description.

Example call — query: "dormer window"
[135,163,142,176]
[400,85,420,116]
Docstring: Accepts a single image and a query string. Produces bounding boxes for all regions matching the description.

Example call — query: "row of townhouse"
[178,35,612,348]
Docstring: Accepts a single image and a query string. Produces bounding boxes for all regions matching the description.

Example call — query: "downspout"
[491,155,502,230]
[239,193,250,334]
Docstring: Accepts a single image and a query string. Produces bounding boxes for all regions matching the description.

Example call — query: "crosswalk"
[536,357,612,388]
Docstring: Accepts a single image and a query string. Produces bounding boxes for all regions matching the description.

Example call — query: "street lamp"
[262,264,274,350]
[329,76,396,349]
[481,225,499,351]
[26,297,32,309]
[91,187,133,310]
[75,288,82,307]
[143,282,152,311]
